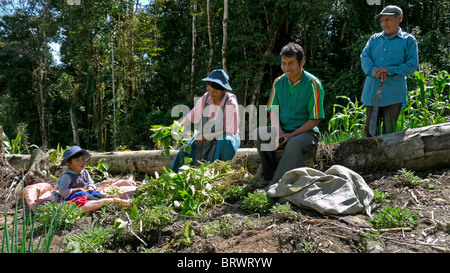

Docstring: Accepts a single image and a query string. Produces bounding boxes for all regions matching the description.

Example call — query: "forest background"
[0,0,449,153]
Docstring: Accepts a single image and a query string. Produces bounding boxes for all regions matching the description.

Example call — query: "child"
[57,146,106,201]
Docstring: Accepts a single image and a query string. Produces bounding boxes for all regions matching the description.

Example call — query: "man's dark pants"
[364,103,402,137]
[256,127,321,187]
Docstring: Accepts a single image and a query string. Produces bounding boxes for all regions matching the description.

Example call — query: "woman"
[169,69,240,172]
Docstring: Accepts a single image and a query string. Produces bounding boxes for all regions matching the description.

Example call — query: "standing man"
[256,42,324,187]
[361,5,418,137]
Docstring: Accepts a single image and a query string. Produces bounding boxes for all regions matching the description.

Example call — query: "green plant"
[224,184,250,203]
[326,96,366,144]
[362,229,383,244]
[48,144,68,164]
[372,189,389,203]
[65,227,113,253]
[134,162,236,217]
[203,215,239,238]
[395,169,424,188]
[270,202,299,221]
[37,201,85,229]
[85,158,111,182]
[150,121,187,156]
[241,190,275,214]
[370,206,420,229]
[135,204,177,229]
[2,186,64,253]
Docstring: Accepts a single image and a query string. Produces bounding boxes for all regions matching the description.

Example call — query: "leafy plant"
[326,95,366,144]
[372,189,389,204]
[395,169,424,188]
[85,158,111,182]
[48,144,68,164]
[270,202,299,221]
[150,121,188,156]
[241,190,275,214]
[370,206,419,229]
[224,184,250,203]
[135,204,177,229]
[65,227,113,253]
[37,201,85,229]
[135,162,240,217]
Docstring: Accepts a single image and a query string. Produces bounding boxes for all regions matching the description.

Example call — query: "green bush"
[241,190,275,214]
[370,206,419,229]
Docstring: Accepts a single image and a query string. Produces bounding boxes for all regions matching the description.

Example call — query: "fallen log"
[6,122,450,176]
[316,122,450,173]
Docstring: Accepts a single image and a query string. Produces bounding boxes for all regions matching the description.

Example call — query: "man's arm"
[278,119,320,148]
[385,36,419,76]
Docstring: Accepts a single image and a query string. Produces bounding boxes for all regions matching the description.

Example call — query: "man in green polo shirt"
[256,42,324,187]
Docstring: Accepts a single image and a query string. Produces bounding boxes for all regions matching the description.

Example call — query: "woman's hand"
[194,135,206,146]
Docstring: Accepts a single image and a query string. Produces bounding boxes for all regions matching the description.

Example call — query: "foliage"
[134,204,177,230]
[325,95,366,144]
[395,169,425,188]
[397,69,450,131]
[65,227,113,253]
[37,201,85,230]
[2,131,37,154]
[370,206,419,229]
[241,190,275,214]
[372,189,389,204]
[2,189,63,253]
[326,69,450,143]
[47,144,68,164]
[150,121,188,156]
[224,184,250,203]
[85,158,111,183]
[270,202,299,222]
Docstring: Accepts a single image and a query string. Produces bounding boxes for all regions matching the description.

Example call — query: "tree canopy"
[1,0,449,151]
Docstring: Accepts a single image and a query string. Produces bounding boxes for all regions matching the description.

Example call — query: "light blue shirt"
[361,28,418,107]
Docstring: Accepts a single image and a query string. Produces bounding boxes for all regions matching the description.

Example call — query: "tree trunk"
[207,0,213,74]
[221,0,228,73]
[70,107,80,146]
[7,123,450,176]
[190,0,197,102]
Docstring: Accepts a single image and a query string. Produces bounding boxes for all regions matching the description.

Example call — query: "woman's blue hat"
[60,146,91,166]
[202,69,232,90]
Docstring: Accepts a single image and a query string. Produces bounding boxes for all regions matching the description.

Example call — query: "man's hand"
[373,67,388,82]
[278,133,291,148]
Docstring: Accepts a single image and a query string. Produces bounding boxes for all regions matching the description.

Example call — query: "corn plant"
[326,95,366,144]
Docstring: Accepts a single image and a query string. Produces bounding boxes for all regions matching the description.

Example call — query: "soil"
[1,162,449,254]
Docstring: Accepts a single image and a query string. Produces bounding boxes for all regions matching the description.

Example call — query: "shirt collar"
[64,168,83,175]
[379,27,406,39]
[206,91,228,107]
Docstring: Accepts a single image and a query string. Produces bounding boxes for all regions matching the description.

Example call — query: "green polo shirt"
[267,70,325,131]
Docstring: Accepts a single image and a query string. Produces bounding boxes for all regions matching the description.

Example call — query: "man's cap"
[202,69,232,90]
[60,146,91,166]
[375,5,403,19]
